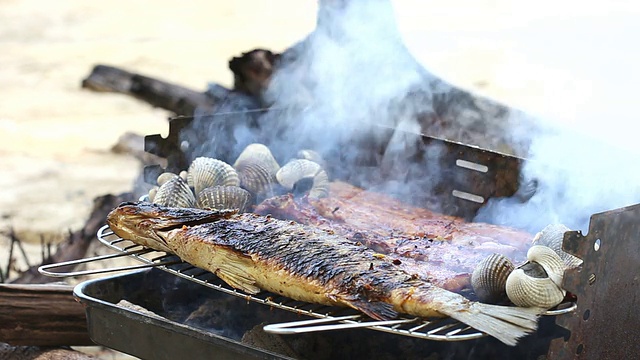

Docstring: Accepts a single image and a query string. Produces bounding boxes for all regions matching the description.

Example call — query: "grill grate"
[96,224,576,342]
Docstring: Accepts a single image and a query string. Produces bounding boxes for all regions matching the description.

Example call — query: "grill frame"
[59,109,640,359]
[96,224,575,342]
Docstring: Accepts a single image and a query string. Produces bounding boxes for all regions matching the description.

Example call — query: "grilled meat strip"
[255,181,534,292]
[107,202,541,346]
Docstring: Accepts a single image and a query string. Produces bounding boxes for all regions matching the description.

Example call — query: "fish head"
[106,201,236,252]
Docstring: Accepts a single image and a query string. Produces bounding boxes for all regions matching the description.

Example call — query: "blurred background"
[1,0,637,357]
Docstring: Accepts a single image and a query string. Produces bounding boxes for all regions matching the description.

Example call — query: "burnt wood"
[82,49,278,116]
[0,284,93,346]
[82,64,216,116]
[229,49,280,98]
[0,343,97,360]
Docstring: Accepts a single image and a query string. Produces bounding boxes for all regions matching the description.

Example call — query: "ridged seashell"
[196,186,252,213]
[308,169,329,199]
[506,245,566,308]
[532,224,583,269]
[152,176,196,208]
[276,159,330,199]
[233,144,280,197]
[471,253,515,304]
[234,144,280,174]
[236,162,277,197]
[297,149,326,168]
[157,172,178,186]
[187,157,240,196]
[148,186,158,202]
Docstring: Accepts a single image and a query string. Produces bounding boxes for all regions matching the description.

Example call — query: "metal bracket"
[547,203,640,359]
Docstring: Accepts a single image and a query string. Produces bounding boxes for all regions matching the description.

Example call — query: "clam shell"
[187,157,240,196]
[505,245,567,308]
[277,159,322,190]
[148,186,158,202]
[532,224,583,269]
[233,144,280,197]
[236,162,277,197]
[505,268,566,308]
[234,143,280,175]
[157,172,178,186]
[297,149,326,168]
[526,245,566,288]
[152,176,196,208]
[308,169,329,199]
[196,186,252,213]
[471,253,515,304]
[276,159,329,199]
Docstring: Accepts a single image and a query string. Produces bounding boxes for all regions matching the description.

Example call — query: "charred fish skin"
[107,202,542,346]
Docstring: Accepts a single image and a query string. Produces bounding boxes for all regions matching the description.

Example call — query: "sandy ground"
[1,0,636,358]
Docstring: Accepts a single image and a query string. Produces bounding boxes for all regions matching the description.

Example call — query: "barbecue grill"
[41,110,640,360]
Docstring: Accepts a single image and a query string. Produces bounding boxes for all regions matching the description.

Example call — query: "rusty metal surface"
[547,203,640,359]
[144,115,194,174]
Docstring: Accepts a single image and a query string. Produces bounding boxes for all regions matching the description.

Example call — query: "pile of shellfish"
[146,143,330,212]
[471,224,583,309]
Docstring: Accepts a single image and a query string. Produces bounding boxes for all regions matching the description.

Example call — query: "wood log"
[82,64,216,116]
[81,48,279,117]
[0,343,98,360]
[229,49,280,98]
[0,284,93,346]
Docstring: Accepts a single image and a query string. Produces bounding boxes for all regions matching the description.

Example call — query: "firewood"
[0,343,98,360]
[81,64,216,116]
[229,49,280,98]
[81,48,278,116]
[0,284,93,346]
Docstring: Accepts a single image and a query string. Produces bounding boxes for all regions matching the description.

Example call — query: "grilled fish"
[107,202,542,346]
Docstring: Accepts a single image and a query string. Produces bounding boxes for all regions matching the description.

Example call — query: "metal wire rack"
[39,224,576,342]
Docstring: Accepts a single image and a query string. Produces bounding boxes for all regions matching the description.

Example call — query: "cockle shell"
[276,159,330,199]
[234,143,280,174]
[233,143,280,197]
[157,172,178,186]
[296,149,326,168]
[532,224,583,269]
[505,245,566,308]
[196,186,252,213]
[471,253,515,304]
[236,162,277,197]
[148,186,158,202]
[152,176,196,208]
[187,157,240,197]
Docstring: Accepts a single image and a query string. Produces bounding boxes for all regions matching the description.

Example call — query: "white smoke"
[264,0,433,146]
[193,0,640,232]
[472,11,640,232]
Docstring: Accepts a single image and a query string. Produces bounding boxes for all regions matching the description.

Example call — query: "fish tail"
[440,302,543,346]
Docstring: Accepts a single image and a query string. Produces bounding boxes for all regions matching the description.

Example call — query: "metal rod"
[544,302,577,316]
[264,315,416,335]
[426,322,458,335]
[37,248,181,277]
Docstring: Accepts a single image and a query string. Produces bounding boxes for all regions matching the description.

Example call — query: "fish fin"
[213,251,260,294]
[440,303,544,346]
[346,299,398,321]
[216,267,261,294]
